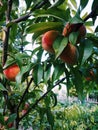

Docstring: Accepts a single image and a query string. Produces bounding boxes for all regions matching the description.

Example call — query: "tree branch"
[2,0,13,66]
[84,4,98,22]
[17,77,34,113]
[19,77,66,121]
[2,0,49,65]
[11,0,48,24]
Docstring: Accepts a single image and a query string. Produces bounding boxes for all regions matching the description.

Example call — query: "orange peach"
[60,43,79,65]
[42,30,59,53]
[62,23,86,43]
[3,64,20,81]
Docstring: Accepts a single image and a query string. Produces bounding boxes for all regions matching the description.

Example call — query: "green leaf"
[33,8,67,21]
[92,0,98,24]
[87,33,98,47]
[80,0,88,10]
[44,95,51,107]
[52,63,65,82]
[69,32,79,45]
[7,113,17,124]
[44,66,52,83]
[95,26,98,32]
[70,0,77,9]
[26,22,63,33]
[16,63,34,83]
[85,21,93,26]
[33,64,43,85]
[0,113,4,125]
[71,67,84,101]
[0,83,7,91]
[25,0,32,9]
[82,39,93,64]
[49,0,65,7]
[39,107,46,124]
[51,92,57,107]
[53,36,68,59]
[3,58,16,70]
[70,15,84,24]
[10,23,17,43]
[46,107,54,129]
[13,0,19,7]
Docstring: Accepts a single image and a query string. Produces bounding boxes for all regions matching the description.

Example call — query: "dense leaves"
[0,0,98,129]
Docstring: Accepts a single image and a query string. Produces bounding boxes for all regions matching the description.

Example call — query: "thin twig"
[19,77,66,121]
[17,77,34,112]
[11,0,48,24]
[84,4,98,22]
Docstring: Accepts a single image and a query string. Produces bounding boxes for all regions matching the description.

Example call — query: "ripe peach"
[60,43,79,65]
[3,64,20,81]
[62,23,86,43]
[42,30,59,53]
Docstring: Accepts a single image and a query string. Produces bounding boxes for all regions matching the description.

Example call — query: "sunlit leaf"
[33,8,67,21]
[70,0,77,9]
[26,22,63,33]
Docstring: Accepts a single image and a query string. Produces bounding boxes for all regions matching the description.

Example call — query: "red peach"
[60,43,79,65]
[3,64,20,81]
[42,30,59,53]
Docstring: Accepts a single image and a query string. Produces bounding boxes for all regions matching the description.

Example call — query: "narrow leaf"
[70,0,77,9]
[0,83,7,91]
[80,0,88,10]
[53,36,68,59]
[46,108,54,129]
[0,113,4,125]
[26,22,63,33]
[71,67,84,101]
[82,39,93,64]
[33,8,67,21]
[69,32,79,45]
[33,64,43,85]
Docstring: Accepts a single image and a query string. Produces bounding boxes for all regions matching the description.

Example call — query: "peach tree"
[0,0,98,129]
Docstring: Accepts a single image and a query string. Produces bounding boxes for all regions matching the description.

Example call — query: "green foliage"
[26,22,63,33]
[0,0,98,129]
[53,36,68,59]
